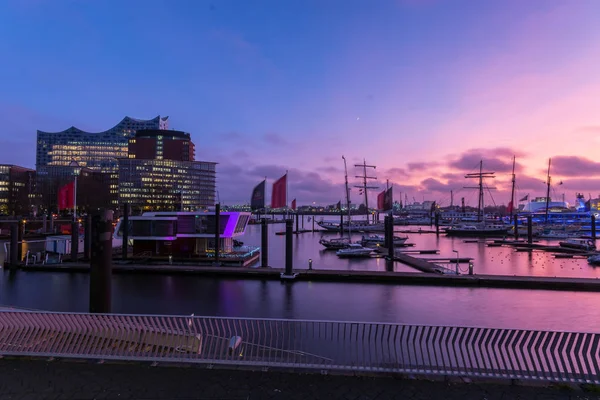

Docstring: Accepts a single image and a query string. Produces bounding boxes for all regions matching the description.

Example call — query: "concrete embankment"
[16,261,600,292]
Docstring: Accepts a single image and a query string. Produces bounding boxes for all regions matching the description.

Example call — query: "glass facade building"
[118,159,216,211]
[36,115,169,171]
[36,116,168,209]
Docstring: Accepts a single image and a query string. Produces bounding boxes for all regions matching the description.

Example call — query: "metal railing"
[0,311,598,383]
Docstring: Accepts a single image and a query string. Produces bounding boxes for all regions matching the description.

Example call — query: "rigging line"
[485,184,498,207]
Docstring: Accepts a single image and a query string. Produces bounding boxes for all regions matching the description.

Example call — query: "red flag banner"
[291,198,296,210]
[377,190,385,210]
[271,174,287,209]
[507,201,514,214]
[58,181,75,210]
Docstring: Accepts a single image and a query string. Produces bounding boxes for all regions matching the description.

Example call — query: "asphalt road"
[0,358,598,400]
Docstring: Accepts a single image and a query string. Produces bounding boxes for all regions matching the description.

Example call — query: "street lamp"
[452,250,459,275]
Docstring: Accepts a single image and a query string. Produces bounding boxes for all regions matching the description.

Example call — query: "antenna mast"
[510,155,516,217]
[545,158,551,224]
[464,160,496,222]
[354,159,378,217]
[342,156,351,226]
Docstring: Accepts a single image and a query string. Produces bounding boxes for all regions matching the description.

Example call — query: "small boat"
[538,230,581,239]
[588,254,600,265]
[317,220,385,232]
[319,237,351,250]
[445,224,509,237]
[336,244,373,258]
[360,234,408,247]
[558,238,596,251]
[317,220,343,232]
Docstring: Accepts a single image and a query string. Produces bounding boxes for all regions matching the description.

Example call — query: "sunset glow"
[1,0,599,206]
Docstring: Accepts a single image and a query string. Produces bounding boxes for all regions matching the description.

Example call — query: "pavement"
[0,358,599,400]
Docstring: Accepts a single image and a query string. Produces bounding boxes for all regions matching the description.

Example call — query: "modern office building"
[128,130,195,161]
[118,159,216,211]
[118,129,216,211]
[36,115,168,210]
[0,165,36,216]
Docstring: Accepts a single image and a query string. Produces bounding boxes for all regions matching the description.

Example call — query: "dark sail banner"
[377,190,385,210]
[271,173,287,209]
[251,180,265,211]
[383,187,393,211]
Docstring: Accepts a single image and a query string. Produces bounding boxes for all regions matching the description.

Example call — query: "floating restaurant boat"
[113,210,257,266]
[336,243,373,258]
[558,238,596,252]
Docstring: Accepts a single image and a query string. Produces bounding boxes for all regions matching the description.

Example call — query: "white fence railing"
[0,311,598,383]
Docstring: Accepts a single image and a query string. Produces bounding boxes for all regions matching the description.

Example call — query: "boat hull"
[319,238,351,250]
[558,241,595,252]
[336,251,373,258]
[446,229,509,237]
[588,255,600,265]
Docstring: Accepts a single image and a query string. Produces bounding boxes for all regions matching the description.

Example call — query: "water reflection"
[0,270,600,331]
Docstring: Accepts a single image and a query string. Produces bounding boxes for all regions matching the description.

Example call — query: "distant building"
[35,164,112,216]
[0,165,35,216]
[118,129,216,211]
[36,116,168,209]
[78,168,112,213]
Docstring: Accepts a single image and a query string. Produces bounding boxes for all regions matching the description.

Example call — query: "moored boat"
[319,237,351,250]
[558,238,595,251]
[336,243,373,258]
[317,220,385,232]
[588,254,600,266]
[538,230,581,239]
[360,234,408,247]
[445,223,509,237]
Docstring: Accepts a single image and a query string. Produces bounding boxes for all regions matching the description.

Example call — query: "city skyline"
[1,0,600,206]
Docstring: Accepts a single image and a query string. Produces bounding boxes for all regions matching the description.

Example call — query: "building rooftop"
[37,115,169,135]
[134,129,190,139]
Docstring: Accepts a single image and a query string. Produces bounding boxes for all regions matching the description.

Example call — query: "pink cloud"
[552,156,600,177]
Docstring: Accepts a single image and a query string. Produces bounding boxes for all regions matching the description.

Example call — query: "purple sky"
[1,0,599,207]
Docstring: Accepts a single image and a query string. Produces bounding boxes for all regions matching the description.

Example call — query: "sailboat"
[320,156,354,248]
[445,160,510,237]
[520,158,569,214]
[318,157,384,233]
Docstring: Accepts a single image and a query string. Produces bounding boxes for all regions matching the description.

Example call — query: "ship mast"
[510,155,516,218]
[354,159,377,220]
[342,156,352,231]
[464,160,496,222]
[545,158,551,224]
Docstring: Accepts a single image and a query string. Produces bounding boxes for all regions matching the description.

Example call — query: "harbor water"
[242,216,598,278]
[0,216,599,332]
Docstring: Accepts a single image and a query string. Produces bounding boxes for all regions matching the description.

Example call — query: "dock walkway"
[17,261,600,292]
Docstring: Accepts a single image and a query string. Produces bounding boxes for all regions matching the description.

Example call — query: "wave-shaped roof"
[37,115,169,135]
